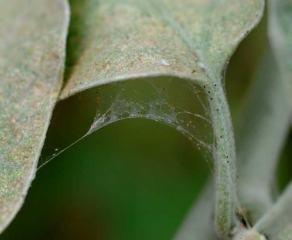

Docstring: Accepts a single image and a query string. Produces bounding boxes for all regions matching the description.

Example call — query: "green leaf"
[61,0,264,99]
[174,50,284,240]
[253,182,292,239]
[268,0,292,106]
[275,224,292,240]
[250,1,292,237]
[0,0,69,233]
[232,229,266,240]
[60,0,264,236]
[236,49,291,225]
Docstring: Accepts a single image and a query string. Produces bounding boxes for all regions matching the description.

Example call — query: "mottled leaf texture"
[0,0,69,233]
[61,0,264,99]
[61,0,264,236]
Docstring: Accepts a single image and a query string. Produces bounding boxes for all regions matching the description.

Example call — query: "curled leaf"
[61,0,264,236]
[0,0,69,233]
[236,49,291,224]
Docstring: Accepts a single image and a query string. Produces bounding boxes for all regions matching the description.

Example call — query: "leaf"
[174,49,284,240]
[268,0,292,106]
[60,0,264,236]
[174,178,219,240]
[220,0,292,237]
[253,182,292,239]
[232,229,266,240]
[275,224,292,240]
[236,49,291,225]
[61,0,264,99]
[250,1,292,237]
[0,0,69,233]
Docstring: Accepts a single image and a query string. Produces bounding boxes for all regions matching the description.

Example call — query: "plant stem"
[207,82,237,237]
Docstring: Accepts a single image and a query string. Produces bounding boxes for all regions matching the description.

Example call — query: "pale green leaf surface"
[232,229,266,240]
[174,50,286,240]
[61,0,264,99]
[0,0,69,233]
[275,224,292,240]
[60,0,264,236]
[174,178,219,240]
[250,1,292,237]
[268,0,292,106]
[254,182,292,239]
[236,50,291,225]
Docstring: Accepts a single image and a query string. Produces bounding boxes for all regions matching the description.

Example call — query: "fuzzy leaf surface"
[0,0,69,233]
[61,0,264,236]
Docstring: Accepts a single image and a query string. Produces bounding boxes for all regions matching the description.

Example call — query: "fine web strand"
[38,77,215,173]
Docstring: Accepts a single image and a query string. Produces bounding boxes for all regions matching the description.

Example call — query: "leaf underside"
[61,0,263,99]
[174,48,290,240]
[268,0,292,107]
[0,0,265,237]
[236,49,291,225]
[61,0,264,236]
[0,0,69,233]
[248,1,292,238]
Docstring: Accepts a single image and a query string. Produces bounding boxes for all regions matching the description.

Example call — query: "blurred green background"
[2,9,292,240]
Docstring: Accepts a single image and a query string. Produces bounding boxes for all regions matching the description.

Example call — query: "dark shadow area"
[225,9,268,126]
[277,130,292,193]
[63,0,93,83]
[2,119,210,240]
